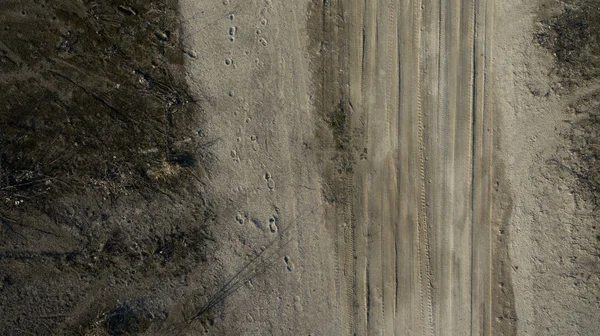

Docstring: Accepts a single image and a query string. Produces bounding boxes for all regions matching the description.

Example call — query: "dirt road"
[2,0,598,334]
[333,0,495,334]
[181,0,506,334]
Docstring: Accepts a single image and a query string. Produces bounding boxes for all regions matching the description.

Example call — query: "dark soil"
[0,1,217,334]
[537,0,600,87]
[306,0,356,205]
[537,0,600,210]
[563,93,600,209]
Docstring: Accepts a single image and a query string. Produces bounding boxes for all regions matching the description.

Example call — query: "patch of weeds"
[536,0,600,87]
[56,224,212,276]
[306,0,355,180]
[0,0,208,211]
[537,0,600,209]
[328,100,355,176]
[146,225,211,276]
[0,1,214,334]
[328,100,350,151]
[564,98,600,208]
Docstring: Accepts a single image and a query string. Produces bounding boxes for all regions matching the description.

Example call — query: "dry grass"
[537,0,600,209]
[536,0,600,87]
[0,0,207,211]
[0,1,215,334]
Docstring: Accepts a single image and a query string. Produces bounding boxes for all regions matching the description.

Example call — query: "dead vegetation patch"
[306,0,356,205]
[0,1,217,334]
[0,0,208,212]
[537,0,600,210]
[536,0,600,88]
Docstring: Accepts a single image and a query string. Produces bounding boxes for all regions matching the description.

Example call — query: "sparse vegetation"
[307,0,356,207]
[559,95,600,209]
[328,99,354,174]
[537,0,600,209]
[0,1,215,334]
[536,0,600,87]
[0,0,205,211]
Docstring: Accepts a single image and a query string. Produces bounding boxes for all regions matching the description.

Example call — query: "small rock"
[184,49,197,58]
[155,30,170,41]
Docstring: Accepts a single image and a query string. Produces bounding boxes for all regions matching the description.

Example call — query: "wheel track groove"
[414,0,435,334]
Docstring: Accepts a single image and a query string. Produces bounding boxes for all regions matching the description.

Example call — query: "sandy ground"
[494,1,600,334]
[181,0,598,335]
[178,1,341,334]
[0,0,597,334]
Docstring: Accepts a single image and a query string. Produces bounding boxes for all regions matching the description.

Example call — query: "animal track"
[283,255,294,272]
[293,296,303,312]
[268,216,278,233]
[260,7,269,18]
[230,149,240,163]
[228,26,237,42]
[251,135,259,151]
[265,172,275,190]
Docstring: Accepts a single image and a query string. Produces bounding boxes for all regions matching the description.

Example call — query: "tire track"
[414,0,435,334]
[432,0,448,333]
[345,57,357,336]
[334,1,495,334]
[397,1,427,333]
[483,2,494,333]
[470,0,493,334]
[464,0,477,331]
[440,0,459,333]
[339,1,358,333]
[450,0,476,333]
[354,3,374,332]
[354,1,378,334]
[413,0,426,333]
[383,1,399,334]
